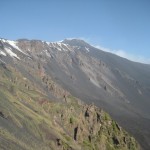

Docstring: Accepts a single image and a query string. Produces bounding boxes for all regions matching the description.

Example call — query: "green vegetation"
[0,64,140,150]
[69,116,74,124]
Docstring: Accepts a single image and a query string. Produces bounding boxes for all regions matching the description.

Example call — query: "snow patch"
[2,39,28,56]
[90,78,100,87]
[49,42,73,52]
[0,39,7,43]
[85,47,90,52]
[57,43,62,47]
[61,43,71,51]
[44,50,51,57]
[46,42,50,45]
[7,40,21,51]
[0,51,6,56]
[57,47,62,51]
[50,42,62,51]
[5,47,20,60]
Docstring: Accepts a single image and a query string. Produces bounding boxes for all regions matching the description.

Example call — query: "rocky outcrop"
[49,100,140,150]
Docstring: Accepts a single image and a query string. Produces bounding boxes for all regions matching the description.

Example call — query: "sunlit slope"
[0,63,139,150]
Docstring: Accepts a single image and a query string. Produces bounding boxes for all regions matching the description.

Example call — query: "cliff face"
[0,62,139,150]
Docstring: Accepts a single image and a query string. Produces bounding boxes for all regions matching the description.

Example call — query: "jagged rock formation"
[0,38,150,149]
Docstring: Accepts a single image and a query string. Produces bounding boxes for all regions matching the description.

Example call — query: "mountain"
[0,38,149,149]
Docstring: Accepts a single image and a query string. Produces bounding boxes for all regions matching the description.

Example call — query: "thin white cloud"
[62,37,150,64]
[95,45,150,64]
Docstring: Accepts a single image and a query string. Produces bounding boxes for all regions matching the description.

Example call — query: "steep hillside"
[0,38,149,149]
[0,62,139,150]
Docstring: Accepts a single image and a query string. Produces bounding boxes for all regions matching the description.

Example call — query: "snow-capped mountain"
[0,38,150,149]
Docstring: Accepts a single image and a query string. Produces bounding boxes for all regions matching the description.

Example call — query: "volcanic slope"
[0,38,149,149]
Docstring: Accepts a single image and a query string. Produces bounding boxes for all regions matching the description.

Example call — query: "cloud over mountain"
[95,45,150,64]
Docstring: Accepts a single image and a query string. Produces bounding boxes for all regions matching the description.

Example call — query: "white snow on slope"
[1,39,28,56]
[7,40,21,51]
[7,40,28,55]
[61,43,72,51]
[1,39,6,43]
[0,51,6,56]
[5,47,20,60]
[85,47,90,52]
[50,42,62,51]
[49,42,73,52]
[44,50,51,57]
[46,42,50,45]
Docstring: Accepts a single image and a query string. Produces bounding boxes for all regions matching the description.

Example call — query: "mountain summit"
[62,39,91,47]
[0,38,150,149]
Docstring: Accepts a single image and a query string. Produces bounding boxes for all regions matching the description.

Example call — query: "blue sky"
[1,0,150,63]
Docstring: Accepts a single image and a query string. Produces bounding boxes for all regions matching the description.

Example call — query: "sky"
[0,0,150,63]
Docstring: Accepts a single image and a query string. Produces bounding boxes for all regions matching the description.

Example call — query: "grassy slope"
[0,63,139,150]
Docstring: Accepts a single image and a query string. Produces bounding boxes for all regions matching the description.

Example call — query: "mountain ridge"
[0,48,139,150]
[1,37,150,65]
[0,37,150,149]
